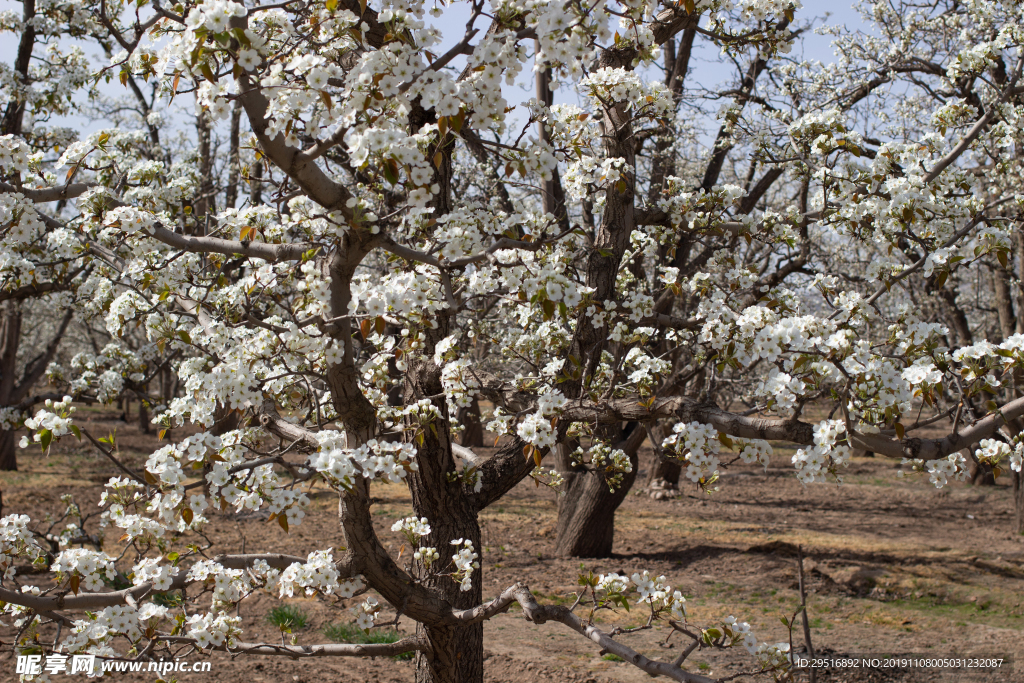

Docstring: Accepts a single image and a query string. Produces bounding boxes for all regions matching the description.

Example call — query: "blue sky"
[0,1,871,147]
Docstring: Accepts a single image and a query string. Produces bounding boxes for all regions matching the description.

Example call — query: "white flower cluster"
[352,596,380,630]
[975,439,1011,472]
[579,68,671,118]
[310,432,418,488]
[61,605,147,653]
[663,422,721,484]
[277,550,363,599]
[440,357,481,413]
[516,389,567,449]
[19,396,75,449]
[104,205,156,235]
[925,453,969,489]
[0,515,42,580]
[584,442,633,492]
[450,539,479,592]
[414,546,440,568]
[52,549,116,591]
[596,570,687,621]
[736,439,773,468]
[131,557,179,591]
[187,560,255,605]
[184,0,247,34]
[901,361,942,387]
[185,611,242,649]
[0,135,30,172]
[792,420,851,484]
[391,516,431,545]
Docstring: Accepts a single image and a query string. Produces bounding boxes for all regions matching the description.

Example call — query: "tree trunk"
[224,101,241,209]
[1015,472,1024,535]
[644,423,680,499]
[0,430,16,471]
[405,352,484,682]
[0,302,22,471]
[646,458,681,499]
[457,398,484,448]
[1,0,35,137]
[554,424,644,557]
[138,396,150,435]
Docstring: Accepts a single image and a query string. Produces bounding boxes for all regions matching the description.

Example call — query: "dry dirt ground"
[1,406,1023,682]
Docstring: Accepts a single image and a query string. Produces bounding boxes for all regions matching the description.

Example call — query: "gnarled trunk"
[554,424,645,557]
[555,461,637,557]
[406,347,483,681]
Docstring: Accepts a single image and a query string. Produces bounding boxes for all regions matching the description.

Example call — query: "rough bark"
[644,422,681,498]
[405,360,483,683]
[0,303,22,471]
[553,47,640,558]
[554,423,645,557]
[0,429,16,471]
[457,398,484,448]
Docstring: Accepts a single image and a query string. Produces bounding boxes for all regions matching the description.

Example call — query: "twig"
[797,545,816,683]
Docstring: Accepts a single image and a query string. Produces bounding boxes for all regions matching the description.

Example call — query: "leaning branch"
[451,583,717,683]
[485,391,1024,462]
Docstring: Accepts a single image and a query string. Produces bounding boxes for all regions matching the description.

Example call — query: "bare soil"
[1,405,1022,682]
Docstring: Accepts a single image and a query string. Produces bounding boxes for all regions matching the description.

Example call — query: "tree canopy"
[3,0,1024,681]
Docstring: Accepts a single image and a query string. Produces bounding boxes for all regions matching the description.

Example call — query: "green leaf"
[542,300,555,320]
[177,330,191,344]
[39,429,52,452]
[70,425,81,441]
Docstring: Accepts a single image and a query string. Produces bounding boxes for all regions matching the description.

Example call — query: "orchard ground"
[1,404,1023,682]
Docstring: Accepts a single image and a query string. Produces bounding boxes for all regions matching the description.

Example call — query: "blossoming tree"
[4,0,1024,682]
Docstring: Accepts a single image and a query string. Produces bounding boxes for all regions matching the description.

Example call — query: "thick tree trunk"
[0,430,16,471]
[1,0,35,137]
[555,458,637,557]
[554,424,644,557]
[457,398,484,448]
[404,320,483,680]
